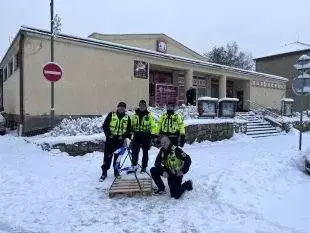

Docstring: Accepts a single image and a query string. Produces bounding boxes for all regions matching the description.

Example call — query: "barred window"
[8,60,13,77]
[14,53,19,71]
[3,67,7,81]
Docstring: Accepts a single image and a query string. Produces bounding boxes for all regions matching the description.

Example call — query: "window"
[14,53,19,71]
[8,60,13,77]
[0,69,3,82]
[193,76,207,98]
[3,67,7,81]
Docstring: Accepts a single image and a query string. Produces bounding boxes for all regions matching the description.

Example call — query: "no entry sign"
[42,62,62,82]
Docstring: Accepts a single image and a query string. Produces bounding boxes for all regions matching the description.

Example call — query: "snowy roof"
[255,42,310,60]
[197,97,218,101]
[218,98,239,102]
[1,26,287,82]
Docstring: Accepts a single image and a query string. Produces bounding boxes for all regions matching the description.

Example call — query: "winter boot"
[153,189,166,196]
[140,168,146,174]
[99,171,107,182]
[183,180,193,191]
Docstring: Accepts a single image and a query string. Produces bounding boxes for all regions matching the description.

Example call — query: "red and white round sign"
[42,62,63,82]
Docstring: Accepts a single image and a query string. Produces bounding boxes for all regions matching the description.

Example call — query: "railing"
[245,100,284,125]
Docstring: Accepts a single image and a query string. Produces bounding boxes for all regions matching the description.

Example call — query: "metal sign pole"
[299,102,303,150]
[50,0,55,128]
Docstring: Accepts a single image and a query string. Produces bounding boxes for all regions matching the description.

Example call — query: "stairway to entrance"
[237,112,281,138]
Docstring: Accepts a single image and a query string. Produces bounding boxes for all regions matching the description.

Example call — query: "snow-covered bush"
[49,116,106,136]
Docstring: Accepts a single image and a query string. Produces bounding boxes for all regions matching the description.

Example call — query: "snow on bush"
[48,105,198,137]
[49,116,106,137]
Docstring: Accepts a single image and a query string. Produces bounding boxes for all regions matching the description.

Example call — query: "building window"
[8,60,13,77]
[3,67,7,81]
[193,76,207,98]
[0,69,3,82]
[14,53,19,71]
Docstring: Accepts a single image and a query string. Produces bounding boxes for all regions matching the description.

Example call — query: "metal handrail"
[245,100,284,124]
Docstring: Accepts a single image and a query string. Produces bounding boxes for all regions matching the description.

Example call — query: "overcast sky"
[1,0,309,60]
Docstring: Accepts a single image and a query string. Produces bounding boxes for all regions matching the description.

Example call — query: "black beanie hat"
[117,102,126,108]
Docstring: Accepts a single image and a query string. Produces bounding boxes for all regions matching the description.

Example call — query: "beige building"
[0,26,288,135]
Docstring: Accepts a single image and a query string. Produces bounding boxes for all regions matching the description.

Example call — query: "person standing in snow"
[151,135,193,198]
[186,87,196,106]
[130,100,157,173]
[158,103,186,147]
[100,102,132,181]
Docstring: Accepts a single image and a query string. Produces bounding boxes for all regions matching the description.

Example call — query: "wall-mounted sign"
[156,39,167,53]
[251,80,286,90]
[134,60,149,79]
[155,84,178,107]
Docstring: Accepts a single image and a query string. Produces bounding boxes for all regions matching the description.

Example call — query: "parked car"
[0,112,6,135]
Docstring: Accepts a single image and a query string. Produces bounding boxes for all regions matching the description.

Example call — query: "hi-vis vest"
[164,146,184,174]
[158,113,185,135]
[109,113,129,136]
[131,113,157,135]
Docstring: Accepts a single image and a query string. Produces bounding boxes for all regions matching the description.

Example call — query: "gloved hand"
[179,135,186,147]
[176,170,183,176]
[162,171,169,178]
[124,138,131,148]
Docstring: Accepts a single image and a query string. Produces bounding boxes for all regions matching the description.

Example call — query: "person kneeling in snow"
[151,135,193,199]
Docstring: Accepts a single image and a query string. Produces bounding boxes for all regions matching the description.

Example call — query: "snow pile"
[50,116,106,136]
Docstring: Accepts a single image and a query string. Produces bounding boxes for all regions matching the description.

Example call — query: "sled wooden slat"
[109,178,153,198]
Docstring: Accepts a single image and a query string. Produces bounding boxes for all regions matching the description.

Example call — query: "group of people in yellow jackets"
[101,100,193,199]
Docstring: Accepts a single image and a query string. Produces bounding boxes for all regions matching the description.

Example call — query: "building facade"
[0,26,287,135]
[255,42,310,111]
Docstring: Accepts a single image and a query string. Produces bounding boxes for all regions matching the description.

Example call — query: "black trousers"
[150,166,187,199]
[101,139,124,174]
[131,135,151,169]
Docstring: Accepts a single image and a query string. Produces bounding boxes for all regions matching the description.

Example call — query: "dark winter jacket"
[102,111,132,140]
[154,145,191,175]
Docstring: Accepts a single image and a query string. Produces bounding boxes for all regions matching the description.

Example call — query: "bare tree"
[204,42,254,70]
[53,14,62,35]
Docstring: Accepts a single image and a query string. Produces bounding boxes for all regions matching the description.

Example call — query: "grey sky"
[1,0,310,60]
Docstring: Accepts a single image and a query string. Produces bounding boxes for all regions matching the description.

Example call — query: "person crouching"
[150,135,193,199]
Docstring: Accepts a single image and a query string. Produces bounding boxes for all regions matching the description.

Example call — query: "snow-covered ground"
[1,131,310,233]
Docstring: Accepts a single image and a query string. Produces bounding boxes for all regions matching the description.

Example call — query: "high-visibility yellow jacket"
[131,110,157,135]
[158,112,185,136]
[103,112,131,139]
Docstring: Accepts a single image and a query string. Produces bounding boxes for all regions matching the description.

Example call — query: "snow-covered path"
[0,132,310,233]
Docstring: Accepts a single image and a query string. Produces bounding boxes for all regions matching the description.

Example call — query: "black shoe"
[183,180,193,191]
[153,189,166,196]
[99,173,107,182]
[114,171,121,179]
[140,168,146,174]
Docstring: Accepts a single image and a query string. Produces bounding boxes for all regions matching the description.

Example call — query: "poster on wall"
[222,102,235,116]
[155,84,178,107]
[134,60,149,79]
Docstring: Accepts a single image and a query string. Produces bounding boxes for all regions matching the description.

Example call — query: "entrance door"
[236,91,244,112]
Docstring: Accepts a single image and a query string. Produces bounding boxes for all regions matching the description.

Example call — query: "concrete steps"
[236,112,281,138]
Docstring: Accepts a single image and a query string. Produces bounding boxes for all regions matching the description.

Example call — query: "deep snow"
[1,132,310,233]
